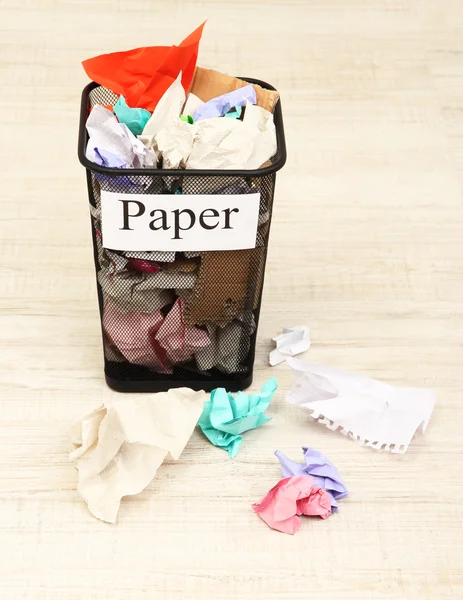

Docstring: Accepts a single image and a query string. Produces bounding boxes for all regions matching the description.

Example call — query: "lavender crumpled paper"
[90,147,127,168]
[192,84,256,122]
[86,105,155,168]
[275,447,348,513]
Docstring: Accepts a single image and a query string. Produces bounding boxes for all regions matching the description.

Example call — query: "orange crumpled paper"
[82,22,205,112]
[252,475,332,535]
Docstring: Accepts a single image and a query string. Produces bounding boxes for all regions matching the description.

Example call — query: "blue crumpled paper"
[198,377,278,458]
[192,84,256,122]
[275,446,348,513]
[114,95,151,135]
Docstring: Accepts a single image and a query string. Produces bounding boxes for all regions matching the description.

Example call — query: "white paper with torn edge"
[286,358,435,453]
[70,388,206,523]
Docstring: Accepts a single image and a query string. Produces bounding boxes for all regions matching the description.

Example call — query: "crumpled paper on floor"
[198,377,277,458]
[287,358,436,453]
[269,326,310,366]
[82,22,205,111]
[275,447,348,513]
[70,388,207,523]
[86,105,155,167]
[192,83,256,121]
[252,475,332,535]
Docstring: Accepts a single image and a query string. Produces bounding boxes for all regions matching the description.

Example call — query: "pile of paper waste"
[72,24,436,535]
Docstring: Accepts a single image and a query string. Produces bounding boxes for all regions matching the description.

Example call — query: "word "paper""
[101,191,260,252]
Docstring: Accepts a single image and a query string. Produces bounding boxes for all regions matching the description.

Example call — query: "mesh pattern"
[82,83,284,392]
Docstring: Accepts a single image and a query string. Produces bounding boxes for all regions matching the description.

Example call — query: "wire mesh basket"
[78,77,286,392]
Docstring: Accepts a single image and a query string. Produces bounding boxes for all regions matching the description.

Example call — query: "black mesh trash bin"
[78,77,286,393]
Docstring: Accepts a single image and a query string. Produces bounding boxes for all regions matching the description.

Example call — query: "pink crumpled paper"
[156,298,210,364]
[103,298,210,373]
[102,302,171,373]
[252,475,332,534]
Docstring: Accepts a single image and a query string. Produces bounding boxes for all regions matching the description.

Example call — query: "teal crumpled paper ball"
[198,377,278,458]
[114,95,151,136]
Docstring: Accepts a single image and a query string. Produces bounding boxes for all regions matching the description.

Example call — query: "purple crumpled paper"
[192,84,257,122]
[275,446,348,513]
[91,147,127,168]
[88,146,140,190]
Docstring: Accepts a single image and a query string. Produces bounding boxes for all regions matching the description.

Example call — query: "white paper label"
[100,191,260,252]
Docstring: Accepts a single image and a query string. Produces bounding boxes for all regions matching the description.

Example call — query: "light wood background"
[0,1,462,598]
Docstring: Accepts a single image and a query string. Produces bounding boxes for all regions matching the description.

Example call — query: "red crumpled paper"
[252,475,332,535]
[82,22,205,112]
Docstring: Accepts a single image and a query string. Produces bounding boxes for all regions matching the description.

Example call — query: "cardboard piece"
[164,258,199,273]
[190,67,279,114]
[184,248,265,327]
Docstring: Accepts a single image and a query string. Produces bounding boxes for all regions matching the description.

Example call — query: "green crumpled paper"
[198,377,278,458]
[224,106,243,120]
[114,95,151,136]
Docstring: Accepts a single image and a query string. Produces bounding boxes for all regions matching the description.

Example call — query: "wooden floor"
[0,1,462,598]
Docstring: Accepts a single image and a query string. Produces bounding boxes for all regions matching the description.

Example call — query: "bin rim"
[78,76,286,178]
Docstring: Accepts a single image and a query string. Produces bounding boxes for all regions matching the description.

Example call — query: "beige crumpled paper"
[136,77,277,170]
[70,388,207,523]
[186,102,277,170]
[156,120,197,169]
